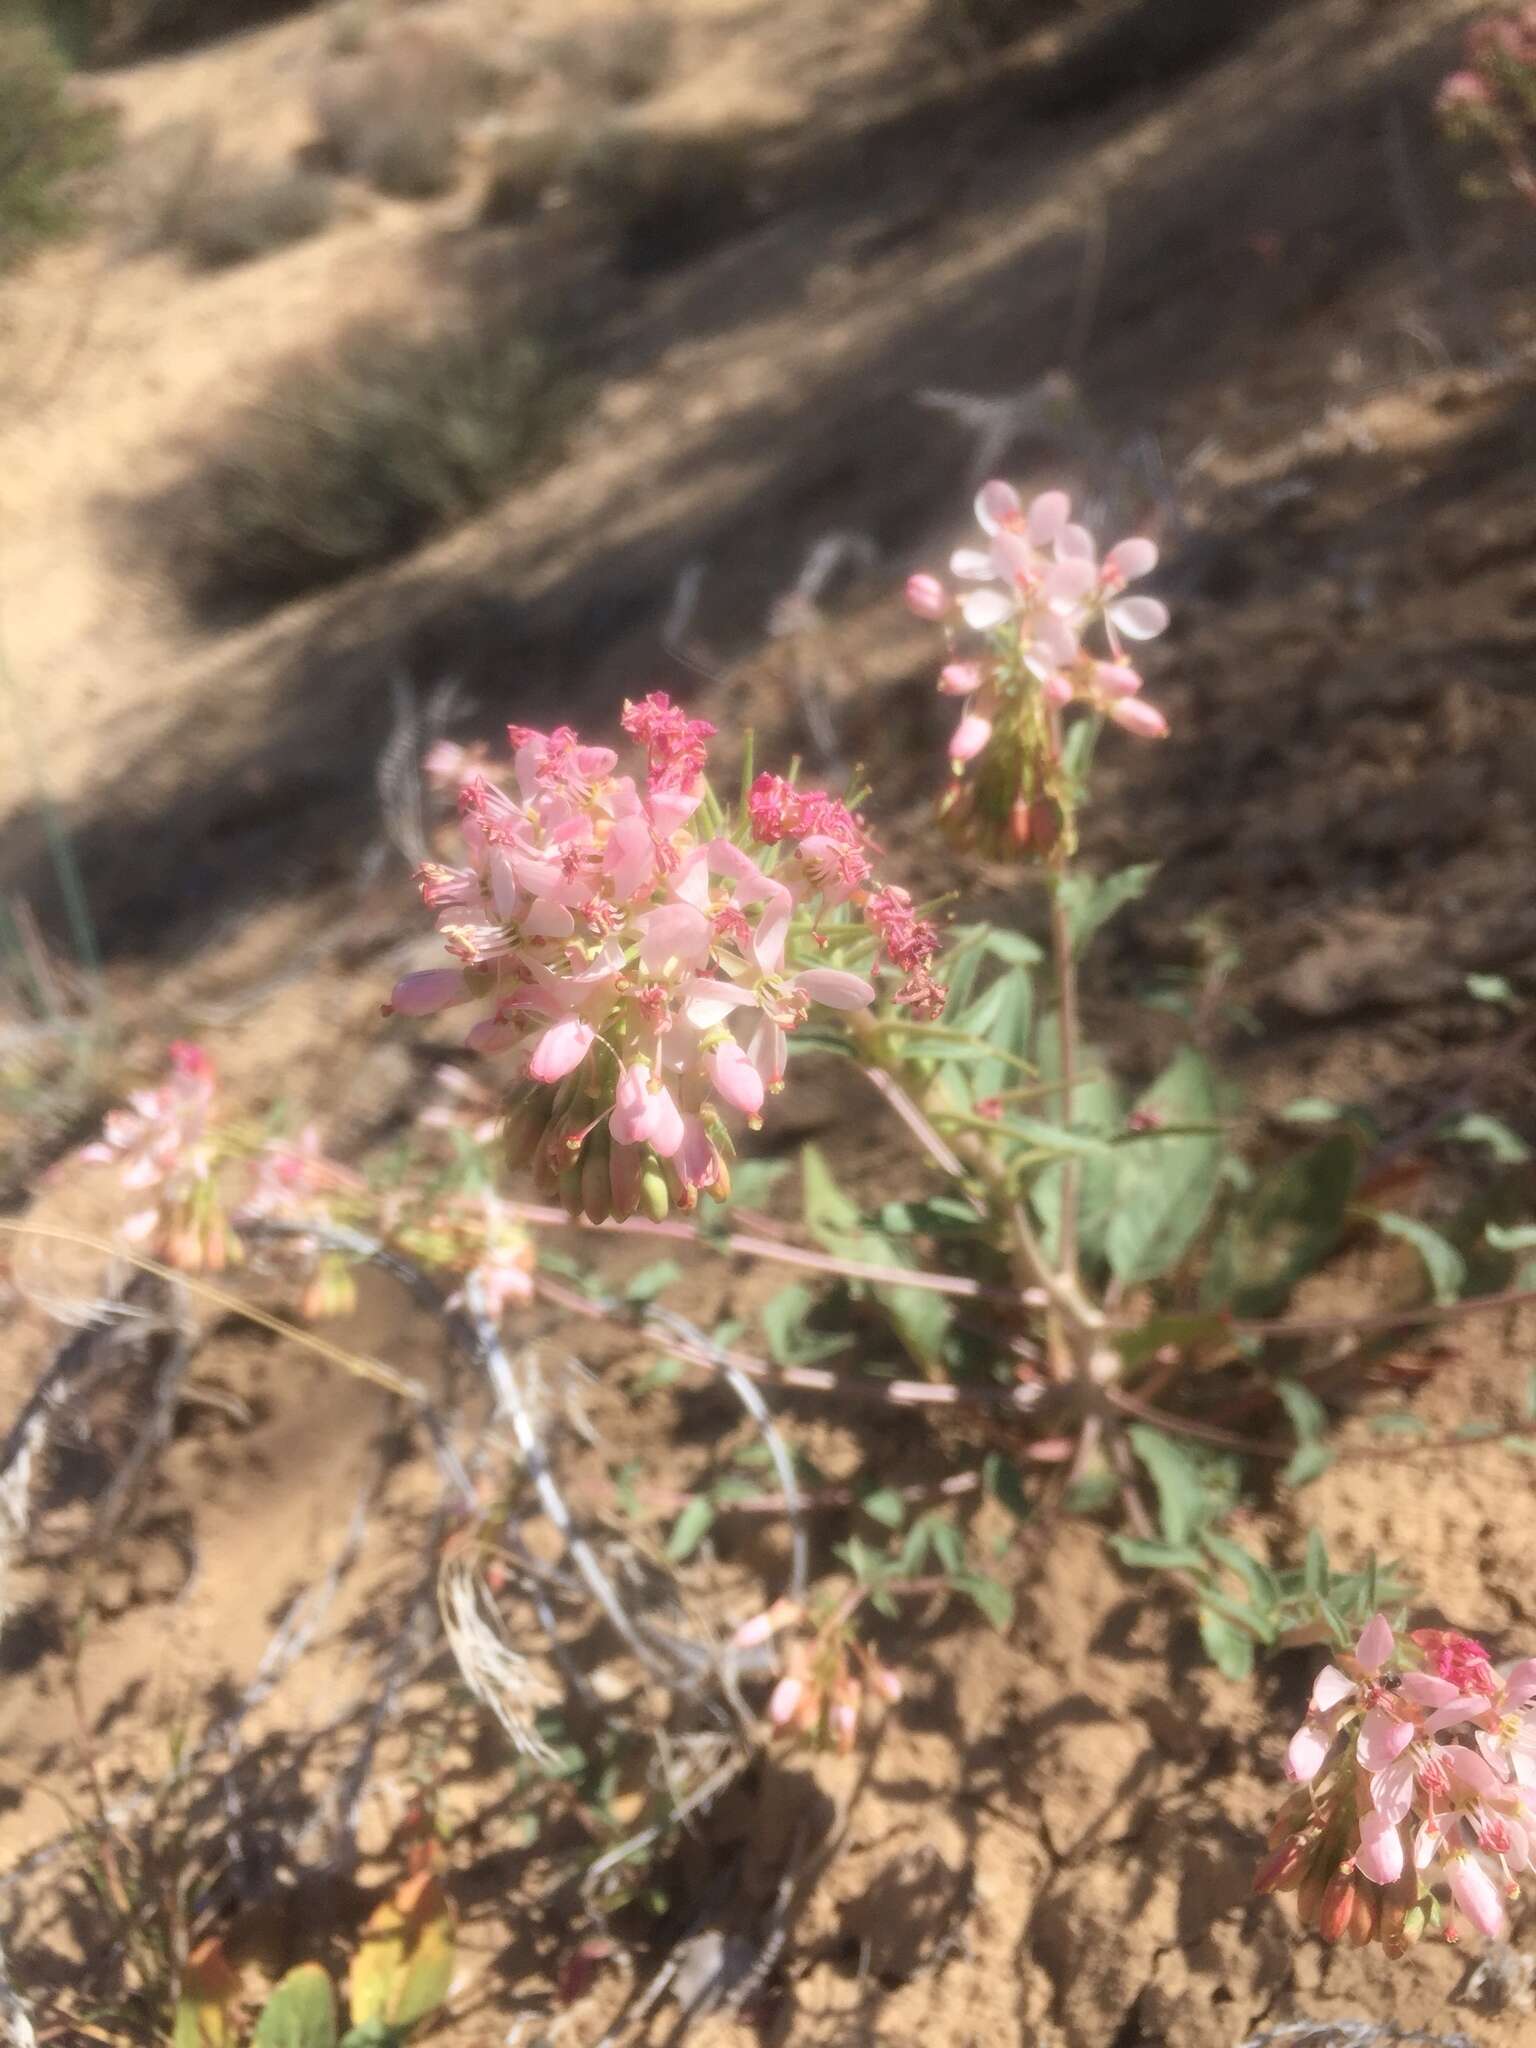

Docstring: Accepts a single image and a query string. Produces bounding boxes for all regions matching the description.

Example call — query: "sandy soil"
[6,0,1536,2042]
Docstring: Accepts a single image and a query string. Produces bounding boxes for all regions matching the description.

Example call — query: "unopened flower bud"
[769,1675,806,1729]
[1253,1836,1308,1896]
[1318,1871,1357,1946]
[905,573,947,620]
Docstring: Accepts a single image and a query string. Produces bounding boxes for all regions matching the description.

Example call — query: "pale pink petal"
[1371,1753,1417,1827]
[1357,1707,1414,1771]
[604,815,655,900]
[949,547,997,580]
[1425,1695,1484,1735]
[1310,1664,1355,1714]
[1357,1812,1405,1886]
[1032,612,1080,666]
[1041,673,1073,707]
[1355,1613,1395,1673]
[1110,595,1171,641]
[1444,1746,1503,1797]
[959,588,1013,633]
[639,902,713,973]
[675,1114,721,1192]
[975,480,1022,534]
[523,897,575,940]
[1043,558,1097,607]
[387,968,472,1017]
[684,978,754,1030]
[1026,490,1070,543]
[1286,1720,1333,1783]
[747,1016,787,1088]
[1505,1659,1536,1708]
[466,1016,523,1054]
[950,712,993,762]
[1055,521,1097,564]
[1104,537,1159,584]
[527,1018,594,1084]
[1414,1819,1442,1871]
[1400,1673,1461,1708]
[795,968,876,1011]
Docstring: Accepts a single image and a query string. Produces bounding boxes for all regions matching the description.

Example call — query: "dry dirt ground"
[6,0,1536,2042]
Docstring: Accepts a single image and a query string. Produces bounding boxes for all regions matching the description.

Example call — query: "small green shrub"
[0,19,114,273]
[312,28,497,197]
[158,320,580,614]
[568,121,755,272]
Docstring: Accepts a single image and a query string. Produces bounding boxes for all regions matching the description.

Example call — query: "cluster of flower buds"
[1437,9,1536,205]
[78,1041,239,1272]
[734,1598,902,1753]
[1257,1613,1536,1951]
[905,481,1170,856]
[241,1124,368,1319]
[393,1187,537,1319]
[388,696,943,1222]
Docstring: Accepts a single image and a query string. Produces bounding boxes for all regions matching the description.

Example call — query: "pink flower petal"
[1104,537,1158,584]
[959,588,1013,633]
[1026,490,1070,543]
[1371,1753,1416,1827]
[1286,1720,1333,1783]
[1107,696,1169,740]
[387,968,472,1017]
[1310,1664,1355,1714]
[527,1018,594,1083]
[938,661,985,696]
[795,968,876,1011]
[708,1037,765,1115]
[1444,1745,1503,1797]
[975,480,1022,534]
[1109,595,1171,641]
[1400,1672,1461,1708]
[1354,1614,1395,1674]
[905,573,948,620]
[1357,1706,1414,1771]
[949,547,996,580]
[1055,521,1097,564]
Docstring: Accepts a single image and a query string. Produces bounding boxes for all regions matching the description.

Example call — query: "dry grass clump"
[152,318,581,615]
[566,120,757,272]
[0,16,115,273]
[312,25,500,198]
[536,9,675,105]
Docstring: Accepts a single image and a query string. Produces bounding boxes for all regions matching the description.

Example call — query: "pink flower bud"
[904,573,948,620]
[869,1663,903,1704]
[1107,697,1169,740]
[1093,662,1143,700]
[707,1036,766,1116]
[769,1675,806,1729]
[938,661,984,696]
[949,712,993,764]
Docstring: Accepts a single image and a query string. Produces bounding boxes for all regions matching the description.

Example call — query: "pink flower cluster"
[78,1041,237,1272]
[1259,1614,1536,1951]
[1437,10,1536,206]
[906,481,1170,853]
[734,1598,902,1753]
[388,697,932,1220]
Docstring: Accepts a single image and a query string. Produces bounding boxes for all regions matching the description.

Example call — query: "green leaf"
[1368,1412,1429,1439]
[1369,1211,1466,1305]
[1105,1050,1224,1286]
[1283,1443,1336,1489]
[982,1451,1032,1524]
[1030,1014,1125,1267]
[665,1497,715,1562]
[1275,1378,1328,1445]
[1198,1606,1257,1680]
[1202,1531,1279,1609]
[1304,1528,1329,1597]
[759,1285,847,1366]
[254,1966,338,2048]
[1446,1113,1531,1165]
[931,1520,964,1574]
[953,964,1034,1107]
[1198,1585,1277,1643]
[1126,1424,1215,1546]
[348,1874,454,2034]
[1057,863,1158,953]
[633,1355,686,1393]
[338,2026,395,2048]
[1487,1221,1536,1253]
[1108,1536,1208,1571]
[1503,1436,1536,1456]
[1466,971,1517,1007]
[1279,1097,1343,1124]
[1201,1134,1359,1316]
[1112,1310,1231,1370]
[623,1259,682,1305]
[959,1574,1015,1632]
[801,1144,862,1238]
[860,1487,906,1529]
